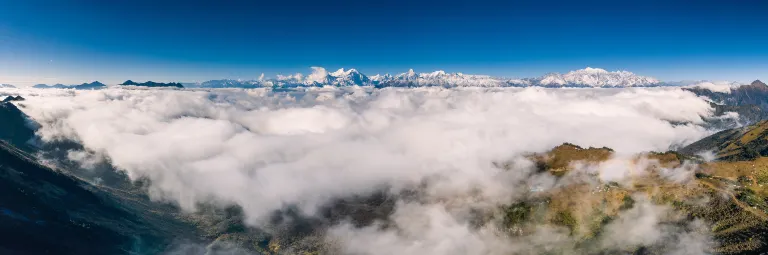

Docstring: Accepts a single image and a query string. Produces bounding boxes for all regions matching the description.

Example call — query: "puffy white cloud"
[305,66,330,84]
[8,86,720,253]
[599,196,712,254]
[328,202,520,255]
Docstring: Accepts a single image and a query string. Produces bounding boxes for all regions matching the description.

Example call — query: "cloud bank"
[6,86,720,254]
[685,81,743,94]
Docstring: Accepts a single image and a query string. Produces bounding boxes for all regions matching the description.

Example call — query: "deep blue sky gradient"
[1,0,767,85]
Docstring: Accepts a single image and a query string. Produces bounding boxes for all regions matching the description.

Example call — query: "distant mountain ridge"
[184,79,263,89]
[680,118,768,161]
[534,67,661,87]
[33,81,106,90]
[0,84,16,88]
[120,80,184,88]
[684,80,768,125]
[688,80,768,106]
[14,68,751,90]
[186,67,667,88]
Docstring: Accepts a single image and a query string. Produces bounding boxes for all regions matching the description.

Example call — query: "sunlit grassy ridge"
[682,120,768,161]
[495,142,768,254]
[526,143,613,177]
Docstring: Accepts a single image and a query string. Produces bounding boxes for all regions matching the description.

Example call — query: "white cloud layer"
[4,86,719,254]
[686,81,743,94]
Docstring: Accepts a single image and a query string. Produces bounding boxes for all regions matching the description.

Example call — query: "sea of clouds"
[1,86,725,254]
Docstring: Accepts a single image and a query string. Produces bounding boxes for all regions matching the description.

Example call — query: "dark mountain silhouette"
[33,84,68,89]
[32,81,106,90]
[2,96,25,102]
[0,102,206,254]
[120,80,184,88]
[0,140,202,254]
[0,102,36,151]
[0,101,272,253]
[75,81,107,90]
[120,80,139,86]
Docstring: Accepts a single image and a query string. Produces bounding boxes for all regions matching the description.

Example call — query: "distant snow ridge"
[191,67,663,88]
[379,69,508,87]
[195,79,265,88]
[536,67,661,87]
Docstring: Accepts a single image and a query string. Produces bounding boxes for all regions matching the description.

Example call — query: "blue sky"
[0,0,767,85]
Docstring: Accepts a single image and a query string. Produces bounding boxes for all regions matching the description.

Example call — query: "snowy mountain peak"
[393,69,419,81]
[331,68,347,77]
[189,66,665,88]
[538,67,661,87]
[370,74,392,83]
[328,68,369,86]
[330,68,362,77]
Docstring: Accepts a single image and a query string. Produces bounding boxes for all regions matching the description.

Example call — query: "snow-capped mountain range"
[535,67,661,87]
[184,67,665,89]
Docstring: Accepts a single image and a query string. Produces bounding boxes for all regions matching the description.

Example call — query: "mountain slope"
[680,120,768,161]
[0,102,36,151]
[0,140,200,254]
[1,102,205,254]
[500,143,768,254]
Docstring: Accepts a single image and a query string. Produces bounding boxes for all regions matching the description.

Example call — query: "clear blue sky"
[1,0,767,85]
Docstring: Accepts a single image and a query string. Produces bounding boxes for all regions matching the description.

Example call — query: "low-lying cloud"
[6,86,722,254]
